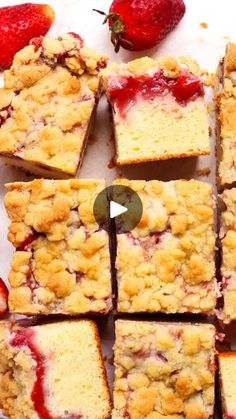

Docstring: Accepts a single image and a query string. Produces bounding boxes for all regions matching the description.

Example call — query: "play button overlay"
[93,185,143,233]
[110,201,127,218]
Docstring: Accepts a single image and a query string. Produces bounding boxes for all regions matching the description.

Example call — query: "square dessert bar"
[216,43,236,188]
[114,179,217,314]
[219,352,236,419]
[0,319,112,419]
[0,33,107,178]
[4,178,112,315]
[220,188,236,323]
[102,56,209,165]
[113,320,216,419]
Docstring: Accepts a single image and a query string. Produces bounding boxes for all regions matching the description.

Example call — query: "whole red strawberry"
[94,0,186,52]
[0,3,55,69]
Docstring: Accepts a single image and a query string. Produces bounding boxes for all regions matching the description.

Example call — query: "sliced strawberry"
[0,278,8,315]
[0,3,55,69]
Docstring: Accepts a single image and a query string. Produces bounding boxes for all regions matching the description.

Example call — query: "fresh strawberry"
[94,0,186,52]
[0,3,55,69]
[0,278,8,315]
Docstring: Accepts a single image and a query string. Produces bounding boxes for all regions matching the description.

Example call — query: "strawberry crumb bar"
[0,33,107,178]
[113,320,216,419]
[216,43,236,188]
[220,188,236,323]
[0,319,112,419]
[102,56,209,165]
[219,352,236,419]
[4,179,112,315]
[114,179,217,314]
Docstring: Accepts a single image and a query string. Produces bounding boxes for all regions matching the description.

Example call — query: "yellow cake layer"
[219,352,236,418]
[0,320,111,419]
[115,96,209,165]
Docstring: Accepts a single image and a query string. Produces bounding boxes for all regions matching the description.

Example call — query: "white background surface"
[0,0,236,417]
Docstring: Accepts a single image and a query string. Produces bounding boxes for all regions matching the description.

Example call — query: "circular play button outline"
[93,185,143,234]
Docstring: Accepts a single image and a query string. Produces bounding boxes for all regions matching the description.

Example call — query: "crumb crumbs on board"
[196,167,211,177]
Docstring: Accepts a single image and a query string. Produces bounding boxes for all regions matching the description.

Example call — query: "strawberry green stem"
[93,8,131,52]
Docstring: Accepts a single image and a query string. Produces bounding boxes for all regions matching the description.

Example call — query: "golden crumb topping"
[4,179,112,315]
[113,320,215,419]
[102,55,203,81]
[216,43,236,186]
[0,33,107,177]
[114,179,217,314]
[220,188,236,323]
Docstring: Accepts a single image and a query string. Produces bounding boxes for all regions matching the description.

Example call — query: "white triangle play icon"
[110,200,128,219]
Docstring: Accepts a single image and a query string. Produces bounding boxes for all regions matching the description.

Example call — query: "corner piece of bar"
[0,33,108,178]
[216,42,236,189]
[0,319,112,418]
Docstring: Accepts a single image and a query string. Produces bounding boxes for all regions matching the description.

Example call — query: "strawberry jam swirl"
[107,69,204,117]
[0,105,13,127]
[10,329,82,419]
[10,329,53,419]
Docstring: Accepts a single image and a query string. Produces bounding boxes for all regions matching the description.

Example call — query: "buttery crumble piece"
[0,320,112,419]
[0,33,108,179]
[220,188,236,323]
[216,42,236,188]
[4,178,112,315]
[113,320,215,419]
[200,22,208,29]
[113,179,217,315]
[102,56,209,166]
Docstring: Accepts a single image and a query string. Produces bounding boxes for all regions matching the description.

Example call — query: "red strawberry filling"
[96,59,107,71]
[31,33,88,71]
[107,69,204,117]
[81,94,93,101]
[17,230,39,251]
[0,277,8,315]
[75,271,84,283]
[67,32,84,46]
[30,36,44,51]
[10,328,53,419]
[123,408,130,419]
[0,105,13,127]
[13,143,25,156]
[222,276,231,290]
[216,332,225,342]
[133,349,168,363]
[126,230,168,249]
[25,261,39,292]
